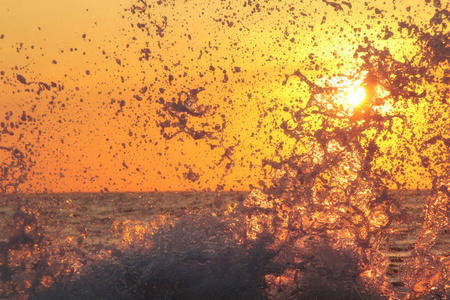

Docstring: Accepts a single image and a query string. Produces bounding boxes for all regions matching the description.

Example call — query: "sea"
[1,189,448,299]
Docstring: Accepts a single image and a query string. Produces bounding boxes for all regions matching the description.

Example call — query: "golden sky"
[0,0,446,193]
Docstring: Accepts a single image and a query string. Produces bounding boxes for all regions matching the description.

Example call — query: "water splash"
[0,147,33,194]
[1,0,449,299]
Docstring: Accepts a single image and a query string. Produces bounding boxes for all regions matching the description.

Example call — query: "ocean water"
[0,191,245,248]
[1,189,449,299]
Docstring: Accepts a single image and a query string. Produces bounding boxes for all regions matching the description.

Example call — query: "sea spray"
[0,0,449,299]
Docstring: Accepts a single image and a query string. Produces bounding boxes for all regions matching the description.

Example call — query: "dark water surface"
[0,190,443,289]
[0,191,245,246]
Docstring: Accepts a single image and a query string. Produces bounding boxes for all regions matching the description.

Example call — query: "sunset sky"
[0,0,445,193]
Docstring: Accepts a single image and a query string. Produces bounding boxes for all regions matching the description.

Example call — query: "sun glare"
[318,74,367,113]
[346,86,366,107]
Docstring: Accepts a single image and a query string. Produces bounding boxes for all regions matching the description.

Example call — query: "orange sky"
[0,0,444,193]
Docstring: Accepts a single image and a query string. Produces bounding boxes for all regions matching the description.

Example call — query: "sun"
[345,86,366,107]
[318,74,367,112]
